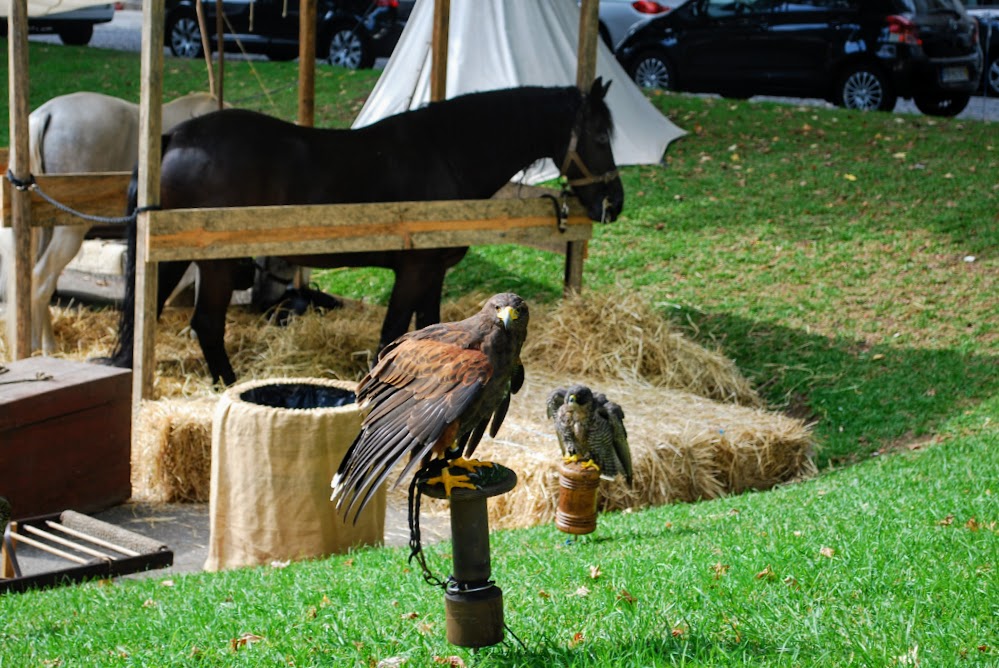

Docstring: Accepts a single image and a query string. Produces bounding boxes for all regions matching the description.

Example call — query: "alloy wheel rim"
[988,59,999,96]
[172,17,201,58]
[843,71,883,110]
[635,58,670,89]
[329,30,363,69]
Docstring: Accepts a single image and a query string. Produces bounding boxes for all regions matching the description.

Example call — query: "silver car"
[0,3,115,45]
[596,0,678,50]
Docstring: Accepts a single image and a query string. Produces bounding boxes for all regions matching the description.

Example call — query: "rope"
[0,366,54,386]
[4,169,142,226]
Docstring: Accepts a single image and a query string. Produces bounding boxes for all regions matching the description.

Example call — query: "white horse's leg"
[32,225,90,354]
[0,227,13,354]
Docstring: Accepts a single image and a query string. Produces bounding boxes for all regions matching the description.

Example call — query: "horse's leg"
[378,249,467,350]
[0,228,13,353]
[157,261,192,317]
[190,259,238,386]
[30,225,89,354]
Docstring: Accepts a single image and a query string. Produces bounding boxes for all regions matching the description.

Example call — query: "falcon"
[332,293,529,520]
[547,385,633,485]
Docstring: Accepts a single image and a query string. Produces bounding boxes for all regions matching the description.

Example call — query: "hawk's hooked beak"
[497,305,518,330]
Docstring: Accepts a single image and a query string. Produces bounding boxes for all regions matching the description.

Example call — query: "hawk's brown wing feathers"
[332,293,529,520]
[335,338,494,518]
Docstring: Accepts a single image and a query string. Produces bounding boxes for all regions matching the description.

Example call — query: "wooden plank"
[0,147,8,168]
[142,198,591,261]
[0,173,133,228]
[8,0,32,360]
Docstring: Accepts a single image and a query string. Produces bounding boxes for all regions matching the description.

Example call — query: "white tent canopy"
[353,0,685,183]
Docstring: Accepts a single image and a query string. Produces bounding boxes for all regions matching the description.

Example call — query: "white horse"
[0,91,221,355]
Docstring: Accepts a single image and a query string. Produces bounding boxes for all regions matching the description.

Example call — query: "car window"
[702,0,777,18]
[890,0,967,13]
[773,0,856,12]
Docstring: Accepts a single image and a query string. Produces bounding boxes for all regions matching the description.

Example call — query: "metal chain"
[407,472,447,589]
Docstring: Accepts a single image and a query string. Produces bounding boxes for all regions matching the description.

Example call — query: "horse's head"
[560,77,625,222]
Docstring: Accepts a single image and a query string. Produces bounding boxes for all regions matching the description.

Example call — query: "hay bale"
[477,372,815,529]
[133,398,216,503]
[2,290,811,513]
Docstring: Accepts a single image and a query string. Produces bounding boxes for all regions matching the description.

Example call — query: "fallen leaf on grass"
[844,173,858,181]
[376,657,409,668]
[617,589,637,604]
[589,565,602,579]
[570,632,585,648]
[712,563,730,579]
[965,518,980,531]
[401,612,419,620]
[575,586,590,597]
[230,633,263,651]
[538,590,551,599]
[755,566,776,580]
[937,515,954,526]
[820,547,836,558]
[432,656,465,667]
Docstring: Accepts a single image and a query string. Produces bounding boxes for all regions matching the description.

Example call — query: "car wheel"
[630,51,674,90]
[913,93,970,117]
[167,12,204,59]
[835,64,896,112]
[58,24,94,46]
[984,55,999,97]
[327,25,373,70]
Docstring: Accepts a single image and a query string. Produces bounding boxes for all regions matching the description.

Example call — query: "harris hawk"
[331,293,529,521]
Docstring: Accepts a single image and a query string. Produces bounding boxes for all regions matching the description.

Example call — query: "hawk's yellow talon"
[427,467,476,496]
[451,457,494,472]
[564,454,580,464]
[581,459,601,472]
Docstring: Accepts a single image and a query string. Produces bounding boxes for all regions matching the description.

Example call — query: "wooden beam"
[143,197,592,261]
[135,0,166,403]
[7,0,32,359]
[1,173,133,227]
[430,0,450,102]
[566,0,602,296]
[298,0,317,127]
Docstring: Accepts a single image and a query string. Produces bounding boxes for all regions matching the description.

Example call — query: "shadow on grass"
[680,310,999,467]
[479,630,799,667]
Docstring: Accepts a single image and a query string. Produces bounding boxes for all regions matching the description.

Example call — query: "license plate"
[941,66,969,83]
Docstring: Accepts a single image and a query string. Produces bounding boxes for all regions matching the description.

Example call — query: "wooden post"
[134,0,166,404]
[565,0,601,295]
[194,0,216,99]
[215,0,224,107]
[430,0,450,102]
[7,0,32,360]
[298,0,317,127]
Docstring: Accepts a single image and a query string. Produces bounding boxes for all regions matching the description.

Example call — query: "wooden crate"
[0,357,131,519]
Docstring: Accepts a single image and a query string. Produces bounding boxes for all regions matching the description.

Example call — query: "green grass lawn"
[1,43,997,666]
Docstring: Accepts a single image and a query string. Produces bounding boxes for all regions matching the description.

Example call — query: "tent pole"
[133,0,166,408]
[7,0,32,359]
[430,0,450,102]
[565,0,601,294]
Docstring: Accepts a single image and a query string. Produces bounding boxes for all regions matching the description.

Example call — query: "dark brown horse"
[111,79,624,385]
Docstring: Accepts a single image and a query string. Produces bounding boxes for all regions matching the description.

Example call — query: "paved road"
[28,9,999,122]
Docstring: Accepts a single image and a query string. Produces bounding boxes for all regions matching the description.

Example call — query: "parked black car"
[970,11,999,96]
[616,0,983,116]
[164,0,411,68]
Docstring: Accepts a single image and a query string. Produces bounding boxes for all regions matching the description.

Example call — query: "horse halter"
[558,127,619,188]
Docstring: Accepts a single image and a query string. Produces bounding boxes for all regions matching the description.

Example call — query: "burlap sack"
[205,378,385,571]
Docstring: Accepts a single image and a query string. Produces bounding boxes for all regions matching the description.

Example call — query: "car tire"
[629,51,674,91]
[835,64,896,112]
[327,24,373,70]
[167,11,204,59]
[983,54,999,97]
[265,45,299,61]
[913,93,970,117]
[58,24,94,46]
